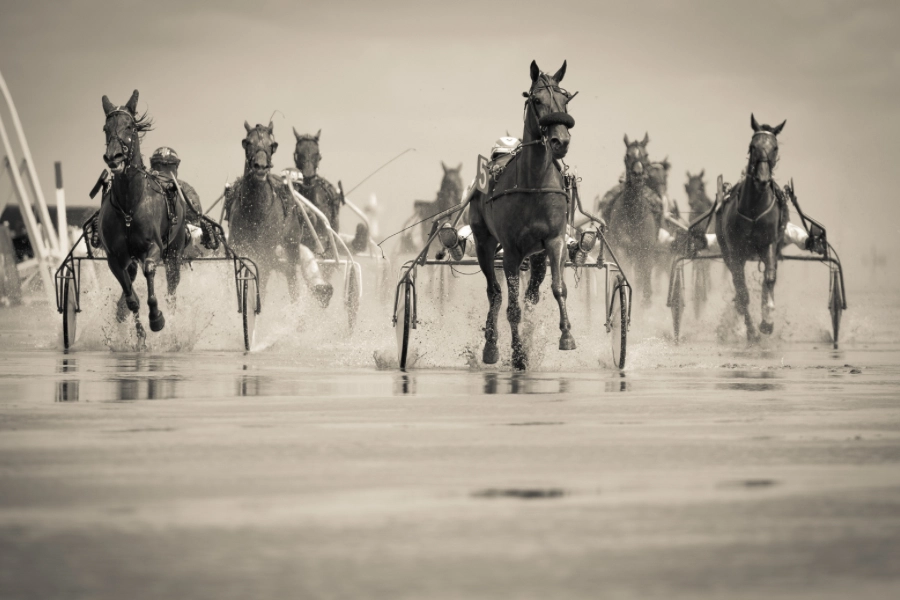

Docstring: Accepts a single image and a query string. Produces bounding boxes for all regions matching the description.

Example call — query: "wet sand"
[1,342,899,599]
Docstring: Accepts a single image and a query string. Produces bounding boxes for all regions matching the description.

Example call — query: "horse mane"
[295,134,318,143]
[133,110,154,139]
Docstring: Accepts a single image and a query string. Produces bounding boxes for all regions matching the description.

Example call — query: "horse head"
[685,169,710,211]
[622,133,650,182]
[101,90,151,175]
[438,161,464,209]
[293,128,321,180]
[523,60,575,159]
[243,121,278,181]
[747,114,785,187]
[648,156,670,197]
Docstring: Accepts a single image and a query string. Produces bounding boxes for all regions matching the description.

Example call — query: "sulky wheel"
[62,275,77,349]
[395,279,414,370]
[670,265,685,343]
[346,263,360,333]
[242,274,259,351]
[609,273,628,369]
[829,268,843,350]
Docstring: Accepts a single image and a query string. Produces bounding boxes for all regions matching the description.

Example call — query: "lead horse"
[468,60,575,370]
[715,114,787,342]
[99,90,186,338]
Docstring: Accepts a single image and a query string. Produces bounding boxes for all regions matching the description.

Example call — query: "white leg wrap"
[705,234,719,252]
[784,222,808,250]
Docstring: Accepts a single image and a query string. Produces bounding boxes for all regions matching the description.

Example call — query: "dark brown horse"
[98,90,186,338]
[607,133,659,304]
[715,114,786,341]
[468,60,575,370]
[226,121,332,305]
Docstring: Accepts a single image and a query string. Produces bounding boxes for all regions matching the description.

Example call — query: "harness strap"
[488,188,569,203]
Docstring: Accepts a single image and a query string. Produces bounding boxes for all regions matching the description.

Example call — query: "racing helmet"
[490,136,520,160]
[150,147,180,169]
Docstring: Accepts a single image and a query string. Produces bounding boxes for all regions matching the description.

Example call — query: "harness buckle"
[124,214,132,228]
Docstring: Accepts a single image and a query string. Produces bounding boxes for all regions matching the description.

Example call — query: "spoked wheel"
[62,275,77,349]
[242,274,259,351]
[670,265,685,343]
[829,268,843,349]
[395,279,414,370]
[346,263,360,333]
[609,274,628,369]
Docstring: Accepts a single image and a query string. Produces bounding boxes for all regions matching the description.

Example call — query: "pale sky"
[1,0,898,279]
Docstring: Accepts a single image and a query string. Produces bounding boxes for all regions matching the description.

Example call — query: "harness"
[735,130,783,224]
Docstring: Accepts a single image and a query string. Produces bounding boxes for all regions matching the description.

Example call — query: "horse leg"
[546,236,576,351]
[726,257,757,343]
[297,244,332,307]
[503,251,527,370]
[760,244,777,335]
[524,251,546,306]
[144,248,165,332]
[115,260,139,323]
[474,234,502,364]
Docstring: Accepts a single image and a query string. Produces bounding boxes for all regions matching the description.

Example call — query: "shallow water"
[1,263,899,599]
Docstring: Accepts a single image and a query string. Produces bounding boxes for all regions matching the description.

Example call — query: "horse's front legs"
[546,236,576,352]
[113,260,139,323]
[726,257,758,343]
[760,243,777,335]
[474,233,502,364]
[503,252,527,370]
[145,246,166,332]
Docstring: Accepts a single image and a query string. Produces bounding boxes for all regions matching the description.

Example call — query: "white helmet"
[491,136,520,160]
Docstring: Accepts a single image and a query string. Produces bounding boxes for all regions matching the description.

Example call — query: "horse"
[468,60,575,370]
[606,133,660,304]
[226,121,332,306]
[685,169,713,315]
[291,128,345,253]
[715,114,787,342]
[98,90,186,339]
[398,162,464,253]
[685,169,712,218]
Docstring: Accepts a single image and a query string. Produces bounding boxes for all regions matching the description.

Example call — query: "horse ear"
[125,90,139,115]
[530,60,540,82]
[623,134,630,146]
[268,121,274,133]
[244,121,253,133]
[552,60,567,82]
[662,156,670,170]
[641,132,649,146]
[293,127,301,141]
[315,129,321,142]
[751,113,761,132]
[102,95,115,115]
[441,161,448,173]
[686,170,692,179]
[772,120,786,135]
[699,168,705,178]
[457,162,463,171]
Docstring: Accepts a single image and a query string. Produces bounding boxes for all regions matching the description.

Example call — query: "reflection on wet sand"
[55,358,79,402]
[715,369,785,392]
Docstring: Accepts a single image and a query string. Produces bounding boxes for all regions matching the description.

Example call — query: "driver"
[148,147,214,256]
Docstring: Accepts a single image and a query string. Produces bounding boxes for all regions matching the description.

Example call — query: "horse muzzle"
[104,153,126,174]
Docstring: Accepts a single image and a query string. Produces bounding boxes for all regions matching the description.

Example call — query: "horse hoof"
[760,321,774,335]
[559,332,576,351]
[313,284,333,308]
[483,344,499,365]
[512,353,528,371]
[149,313,165,332]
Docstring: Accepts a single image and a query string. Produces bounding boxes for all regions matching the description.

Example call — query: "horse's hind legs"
[547,237,576,351]
[759,244,777,335]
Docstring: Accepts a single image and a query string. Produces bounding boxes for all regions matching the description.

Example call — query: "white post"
[55,162,69,250]
[0,69,58,255]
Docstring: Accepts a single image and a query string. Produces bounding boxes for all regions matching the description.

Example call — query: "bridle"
[244,127,276,172]
[293,138,321,180]
[104,109,138,168]
[737,131,780,223]
[487,75,577,203]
